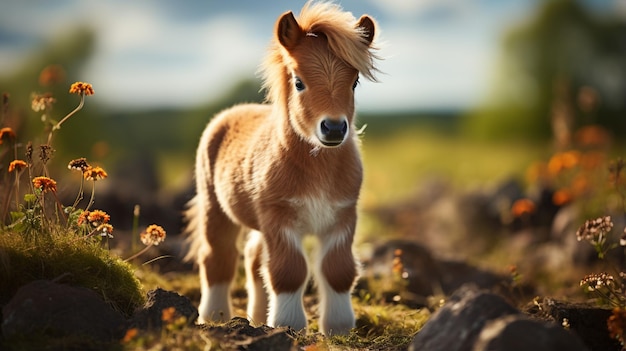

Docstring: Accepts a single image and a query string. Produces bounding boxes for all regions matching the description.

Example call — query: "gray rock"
[525,297,622,351]
[2,280,127,342]
[409,286,519,351]
[473,315,589,351]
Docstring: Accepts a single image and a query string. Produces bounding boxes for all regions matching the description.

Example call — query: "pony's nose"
[319,118,348,146]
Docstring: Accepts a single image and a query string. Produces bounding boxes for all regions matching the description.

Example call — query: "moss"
[0,228,144,317]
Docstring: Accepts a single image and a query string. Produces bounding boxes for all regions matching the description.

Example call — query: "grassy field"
[359,124,549,207]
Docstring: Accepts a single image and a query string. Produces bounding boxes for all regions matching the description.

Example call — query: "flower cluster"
[511,198,536,218]
[69,82,95,96]
[68,157,90,172]
[31,93,56,112]
[140,224,167,246]
[77,209,114,238]
[580,272,617,292]
[68,158,108,181]
[576,216,613,243]
[8,160,27,173]
[0,127,15,144]
[32,176,57,193]
[83,166,108,181]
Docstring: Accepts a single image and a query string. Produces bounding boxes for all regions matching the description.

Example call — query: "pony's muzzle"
[317,117,348,147]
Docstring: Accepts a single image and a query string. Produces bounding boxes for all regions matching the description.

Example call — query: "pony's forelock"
[259,1,380,104]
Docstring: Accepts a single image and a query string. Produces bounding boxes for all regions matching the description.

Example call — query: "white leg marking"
[245,231,268,325]
[318,283,355,335]
[268,287,307,331]
[315,231,357,335]
[198,280,232,323]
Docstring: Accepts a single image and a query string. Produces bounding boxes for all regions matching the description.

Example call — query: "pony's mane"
[260,1,380,104]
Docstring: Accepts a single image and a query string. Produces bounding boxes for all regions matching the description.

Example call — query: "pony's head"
[261,2,379,149]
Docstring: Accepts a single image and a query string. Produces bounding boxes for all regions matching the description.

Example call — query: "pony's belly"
[214,183,260,230]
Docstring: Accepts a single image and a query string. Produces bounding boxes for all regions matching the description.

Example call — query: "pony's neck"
[276,106,328,158]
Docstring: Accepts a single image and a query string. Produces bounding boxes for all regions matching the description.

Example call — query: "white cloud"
[83,8,266,109]
[354,15,496,111]
[0,0,524,112]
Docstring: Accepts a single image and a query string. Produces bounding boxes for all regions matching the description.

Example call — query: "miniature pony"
[185,2,379,336]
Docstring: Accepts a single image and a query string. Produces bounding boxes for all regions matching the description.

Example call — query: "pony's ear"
[277,11,303,49]
[356,15,376,47]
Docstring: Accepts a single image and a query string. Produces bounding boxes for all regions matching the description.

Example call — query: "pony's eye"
[294,77,306,92]
[352,78,360,90]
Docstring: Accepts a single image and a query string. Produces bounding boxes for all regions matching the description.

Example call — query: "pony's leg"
[243,230,268,325]
[315,215,358,336]
[264,229,309,331]
[197,205,240,323]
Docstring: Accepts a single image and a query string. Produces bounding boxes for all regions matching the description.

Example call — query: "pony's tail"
[183,195,203,263]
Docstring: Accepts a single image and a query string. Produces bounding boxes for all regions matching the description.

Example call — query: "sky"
[0,0,622,112]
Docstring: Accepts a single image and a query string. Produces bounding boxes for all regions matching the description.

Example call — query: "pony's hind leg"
[244,230,268,325]
[197,205,241,323]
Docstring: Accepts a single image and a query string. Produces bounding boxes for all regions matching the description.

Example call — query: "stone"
[205,317,296,351]
[409,286,519,351]
[473,315,589,351]
[525,297,622,351]
[1,280,127,342]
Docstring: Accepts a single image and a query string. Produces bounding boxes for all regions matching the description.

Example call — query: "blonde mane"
[260,1,380,105]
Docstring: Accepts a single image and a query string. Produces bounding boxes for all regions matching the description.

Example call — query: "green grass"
[360,126,549,207]
[0,228,145,317]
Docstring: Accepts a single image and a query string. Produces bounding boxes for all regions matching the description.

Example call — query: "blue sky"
[0,0,622,112]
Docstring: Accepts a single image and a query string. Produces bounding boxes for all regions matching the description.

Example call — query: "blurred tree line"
[2,0,625,177]
[463,0,626,142]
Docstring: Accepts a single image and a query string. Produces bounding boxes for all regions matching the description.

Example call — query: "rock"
[473,315,589,351]
[525,297,622,351]
[204,317,296,351]
[364,240,441,304]
[361,240,523,307]
[409,285,519,351]
[130,287,198,331]
[2,280,127,342]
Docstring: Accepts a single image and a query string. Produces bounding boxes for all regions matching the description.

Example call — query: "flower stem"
[47,93,84,145]
[124,244,154,262]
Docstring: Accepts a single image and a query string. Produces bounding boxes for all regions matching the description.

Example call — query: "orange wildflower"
[547,150,580,176]
[122,328,138,343]
[32,176,57,193]
[140,224,167,246]
[39,64,66,86]
[83,166,108,181]
[574,125,611,149]
[511,198,536,218]
[8,160,27,173]
[87,209,110,226]
[69,81,94,96]
[162,307,177,323]
[77,210,90,226]
[608,308,626,346]
[552,189,572,206]
[0,127,16,144]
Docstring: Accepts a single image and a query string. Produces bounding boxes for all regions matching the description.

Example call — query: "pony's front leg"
[263,229,309,331]
[316,215,358,336]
